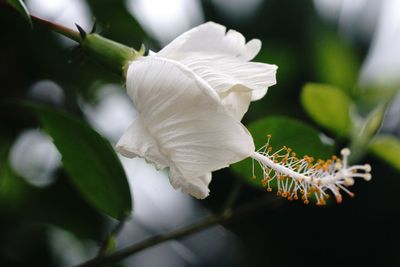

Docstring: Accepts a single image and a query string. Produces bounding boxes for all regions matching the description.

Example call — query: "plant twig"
[75,194,276,267]
[221,178,242,213]
[96,214,129,257]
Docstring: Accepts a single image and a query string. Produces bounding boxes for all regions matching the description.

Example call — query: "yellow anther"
[261,179,267,187]
[344,177,354,186]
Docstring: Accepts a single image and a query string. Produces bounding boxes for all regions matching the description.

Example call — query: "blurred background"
[1,0,400,266]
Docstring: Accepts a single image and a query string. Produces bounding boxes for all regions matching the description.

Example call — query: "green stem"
[30,15,144,77]
[81,34,144,77]
[31,15,81,43]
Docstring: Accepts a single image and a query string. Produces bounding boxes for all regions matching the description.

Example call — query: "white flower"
[115,22,371,202]
[116,22,276,199]
[116,55,255,199]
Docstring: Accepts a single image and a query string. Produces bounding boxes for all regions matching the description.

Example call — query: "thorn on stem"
[75,23,86,39]
[91,19,97,33]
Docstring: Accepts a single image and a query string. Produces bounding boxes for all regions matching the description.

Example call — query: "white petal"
[179,54,277,94]
[124,56,255,179]
[172,54,277,119]
[243,39,262,61]
[158,21,261,61]
[220,90,252,121]
[156,21,277,119]
[251,88,269,101]
[169,169,212,199]
[116,116,169,170]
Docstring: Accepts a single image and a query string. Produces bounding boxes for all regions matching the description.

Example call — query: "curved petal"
[182,54,276,95]
[169,169,212,199]
[177,55,277,94]
[158,21,261,61]
[116,116,169,170]
[251,88,269,101]
[122,56,255,181]
[220,89,252,121]
[174,55,277,119]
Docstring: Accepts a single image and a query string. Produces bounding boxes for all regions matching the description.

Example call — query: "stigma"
[250,136,371,205]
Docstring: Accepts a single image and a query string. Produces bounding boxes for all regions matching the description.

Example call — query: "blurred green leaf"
[27,177,107,241]
[369,135,400,172]
[0,159,29,207]
[6,0,32,27]
[301,83,352,136]
[314,32,359,92]
[356,87,399,116]
[362,104,386,138]
[0,137,28,207]
[29,104,132,219]
[348,103,387,162]
[231,116,334,188]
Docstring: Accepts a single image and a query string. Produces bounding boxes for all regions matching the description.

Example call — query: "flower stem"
[31,15,81,43]
[30,15,144,77]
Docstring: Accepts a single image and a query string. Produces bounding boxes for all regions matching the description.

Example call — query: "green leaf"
[231,116,335,188]
[350,103,387,144]
[27,178,107,241]
[0,137,28,206]
[29,104,132,219]
[369,135,400,172]
[0,159,29,207]
[301,83,352,136]
[6,0,32,27]
[348,104,387,162]
[314,32,359,92]
[361,104,386,139]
